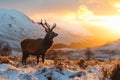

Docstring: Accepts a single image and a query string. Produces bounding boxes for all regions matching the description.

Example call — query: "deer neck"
[43,36,53,47]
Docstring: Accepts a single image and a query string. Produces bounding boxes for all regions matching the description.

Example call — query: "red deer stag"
[21,20,58,65]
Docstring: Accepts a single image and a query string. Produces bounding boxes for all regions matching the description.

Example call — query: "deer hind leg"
[36,55,40,64]
[22,56,26,65]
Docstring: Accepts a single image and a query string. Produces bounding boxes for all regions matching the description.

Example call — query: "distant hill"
[93,39,120,54]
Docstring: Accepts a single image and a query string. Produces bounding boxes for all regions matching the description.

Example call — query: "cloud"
[0,0,80,15]
[1,0,120,17]
[79,0,119,15]
[75,5,94,21]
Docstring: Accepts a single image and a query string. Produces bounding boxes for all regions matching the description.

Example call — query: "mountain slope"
[94,39,120,54]
[0,9,44,49]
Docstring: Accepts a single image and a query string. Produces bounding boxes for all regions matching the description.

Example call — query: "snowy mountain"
[0,9,88,53]
[0,9,44,49]
[81,39,120,60]
[99,39,120,51]
[92,39,120,55]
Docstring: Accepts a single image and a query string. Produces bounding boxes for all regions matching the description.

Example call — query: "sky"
[1,0,120,46]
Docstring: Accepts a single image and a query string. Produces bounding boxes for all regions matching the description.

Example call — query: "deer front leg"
[42,54,45,63]
[37,55,40,64]
[22,53,29,65]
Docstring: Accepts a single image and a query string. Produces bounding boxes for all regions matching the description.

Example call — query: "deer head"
[38,19,58,40]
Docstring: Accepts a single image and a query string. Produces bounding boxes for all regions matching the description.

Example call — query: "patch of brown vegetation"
[0,55,119,80]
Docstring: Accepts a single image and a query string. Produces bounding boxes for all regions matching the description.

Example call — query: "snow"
[0,61,105,80]
[94,39,120,53]
[0,9,44,49]
[0,63,82,80]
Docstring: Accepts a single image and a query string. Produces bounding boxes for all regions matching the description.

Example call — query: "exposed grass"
[0,55,119,80]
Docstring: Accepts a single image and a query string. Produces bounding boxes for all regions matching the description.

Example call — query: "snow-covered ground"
[0,56,119,80]
[0,60,107,80]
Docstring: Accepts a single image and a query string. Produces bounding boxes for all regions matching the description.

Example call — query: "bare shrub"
[85,48,94,60]
[77,59,87,69]
[46,50,59,60]
[101,67,111,80]
[0,56,9,63]
[0,41,12,56]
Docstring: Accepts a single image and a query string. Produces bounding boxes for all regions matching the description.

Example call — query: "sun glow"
[114,3,120,13]
[114,3,120,8]
[88,16,120,32]
[31,2,120,39]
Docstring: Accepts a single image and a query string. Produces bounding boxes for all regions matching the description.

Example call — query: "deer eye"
[53,32,56,35]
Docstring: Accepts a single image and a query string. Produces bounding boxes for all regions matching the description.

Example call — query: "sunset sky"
[1,0,120,46]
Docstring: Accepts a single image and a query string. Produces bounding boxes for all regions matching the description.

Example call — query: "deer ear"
[51,23,56,30]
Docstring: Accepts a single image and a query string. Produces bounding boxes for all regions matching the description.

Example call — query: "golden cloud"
[75,5,94,21]
[79,0,119,15]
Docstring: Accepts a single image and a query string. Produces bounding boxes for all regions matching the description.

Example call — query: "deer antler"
[39,19,48,32]
[38,19,56,31]
[44,20,51,30]
[51,23,56,30]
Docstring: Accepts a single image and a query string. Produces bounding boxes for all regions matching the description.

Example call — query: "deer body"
[21,20,58,65]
